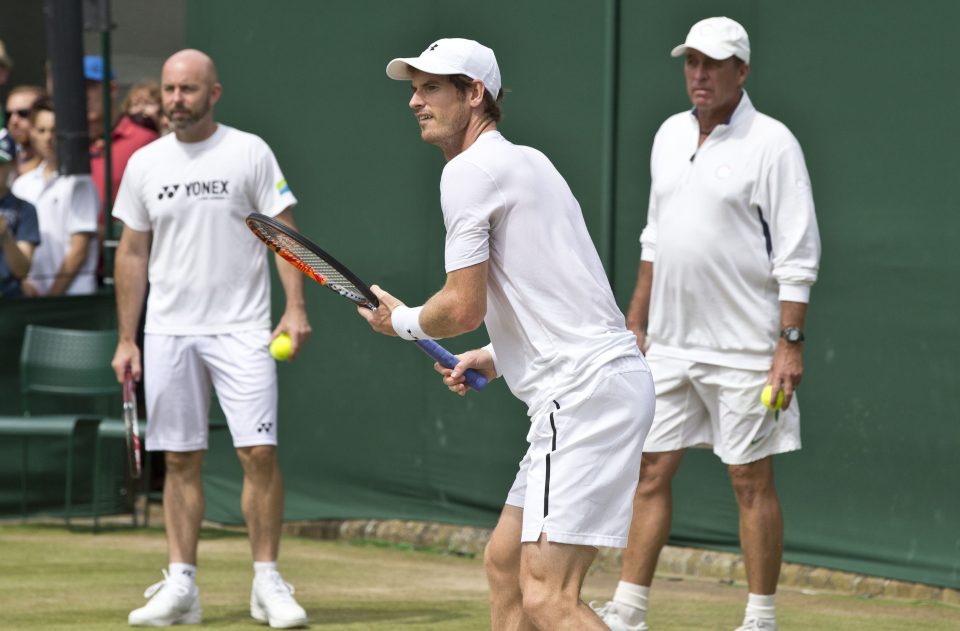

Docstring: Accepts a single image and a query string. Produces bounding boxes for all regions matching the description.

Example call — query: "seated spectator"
[11,97,99,296]
[86,56,159,240]
[5,85,46,177]
[0,128,39,298]
[121,80,164,134]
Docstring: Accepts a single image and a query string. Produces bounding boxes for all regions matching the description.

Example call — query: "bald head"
[161,49,222,141]
[162,49,219,87]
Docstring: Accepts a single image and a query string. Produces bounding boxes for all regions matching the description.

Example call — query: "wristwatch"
[780,326,805,343]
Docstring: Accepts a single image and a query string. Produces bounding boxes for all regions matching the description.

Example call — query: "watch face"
[782,327,803,342]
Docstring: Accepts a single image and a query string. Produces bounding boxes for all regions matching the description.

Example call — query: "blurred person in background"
[86,56,159,244]
[11,97,99,296]
[121,80,164,134]
[5,85,46,178]
[0,128,39,298]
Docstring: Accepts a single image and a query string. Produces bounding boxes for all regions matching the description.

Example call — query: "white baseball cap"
[386,38,502,99]
[670,17,751,64]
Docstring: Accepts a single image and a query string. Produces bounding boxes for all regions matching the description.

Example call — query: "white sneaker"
[250,570,308,629]
[735,619,778,631]
[590,600,650,631]
[128,570,201,626]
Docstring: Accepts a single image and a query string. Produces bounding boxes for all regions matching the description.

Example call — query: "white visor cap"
[670,17,751,64]
[386,38,501,100]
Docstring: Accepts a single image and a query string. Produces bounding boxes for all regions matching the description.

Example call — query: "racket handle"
[414,339,489,391]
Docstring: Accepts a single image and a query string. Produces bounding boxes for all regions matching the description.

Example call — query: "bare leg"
[163,450,205,565]
[518,535,605,630]
[619,450,686,586]
[236,445,283,562]
[728,457,783,594]
[485,505,537,631]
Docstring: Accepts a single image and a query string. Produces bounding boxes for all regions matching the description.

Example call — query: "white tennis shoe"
[590,600,650,631]
[128,570,201,626]
[250,570,308,629]
[735,619,778,631]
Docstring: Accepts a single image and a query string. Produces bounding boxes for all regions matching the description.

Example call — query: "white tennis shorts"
[143,330,278,452]
[642,352,801,465]
[505,356,655,548]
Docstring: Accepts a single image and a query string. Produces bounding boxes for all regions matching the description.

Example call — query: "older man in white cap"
[591,16,821,631]
[362,38,655,630]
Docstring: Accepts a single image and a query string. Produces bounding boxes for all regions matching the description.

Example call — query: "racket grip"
[414,339,489,391]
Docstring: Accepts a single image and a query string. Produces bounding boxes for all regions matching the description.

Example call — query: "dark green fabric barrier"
[4,0,954,590]
[181,0,958,589]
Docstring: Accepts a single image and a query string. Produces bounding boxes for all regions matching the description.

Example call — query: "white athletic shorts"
[505,356,655,548]
[642,352,801,465]
[143,330,278,452]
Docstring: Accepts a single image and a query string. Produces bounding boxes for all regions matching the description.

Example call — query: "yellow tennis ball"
[269,333,292,361]
[761,384,784,411]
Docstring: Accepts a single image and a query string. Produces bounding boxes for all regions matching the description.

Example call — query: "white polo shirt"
[112,125,296,335]
[12,165,99,295]
[641,91,821,370]
[442,131,641,416]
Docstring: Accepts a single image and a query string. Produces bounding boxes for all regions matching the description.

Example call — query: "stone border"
[281,519,960,606]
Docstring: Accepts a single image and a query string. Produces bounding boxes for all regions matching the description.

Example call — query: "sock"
[168,563,196,585]
[254,560,278,578]
[613,581,650,626]
[745,593,776,621]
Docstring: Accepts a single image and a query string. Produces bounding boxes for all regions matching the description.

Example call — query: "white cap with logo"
[386,38,502,99]
[670,17,751,64]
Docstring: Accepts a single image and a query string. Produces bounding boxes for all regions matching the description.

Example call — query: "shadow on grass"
[204,606,470,627]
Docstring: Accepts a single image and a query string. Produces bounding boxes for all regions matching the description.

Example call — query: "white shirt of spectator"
[112,124,296,335]
[12,164,100,295]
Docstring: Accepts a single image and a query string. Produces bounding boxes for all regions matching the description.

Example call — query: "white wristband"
[481,342,500,377]
[391,305,431,341]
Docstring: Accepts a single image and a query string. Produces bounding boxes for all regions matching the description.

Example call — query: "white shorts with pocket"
[144,330,278,451]
[505,356,655,548]
[642,351,801,465]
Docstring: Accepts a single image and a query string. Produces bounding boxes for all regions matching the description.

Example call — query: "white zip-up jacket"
[640,91,821,370]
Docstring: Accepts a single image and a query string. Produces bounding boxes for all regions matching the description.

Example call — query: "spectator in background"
[121,80,165,135]
[86,56,159,242]
[11,97,99,296]
[5,85,46,177]
[0,128,39,298]
[0,40,12,92]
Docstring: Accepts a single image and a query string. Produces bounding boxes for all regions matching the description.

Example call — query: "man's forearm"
[1,232,31,278]
[115,249,149,342]
[626,260,653,333]
[47,234,92,296]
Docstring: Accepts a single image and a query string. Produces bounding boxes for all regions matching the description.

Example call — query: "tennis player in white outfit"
[360,38,655,630]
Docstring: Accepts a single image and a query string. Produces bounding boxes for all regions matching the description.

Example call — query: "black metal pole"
[43,0,90,176]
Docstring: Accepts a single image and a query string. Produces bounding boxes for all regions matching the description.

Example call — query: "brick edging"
[281,518,960,605]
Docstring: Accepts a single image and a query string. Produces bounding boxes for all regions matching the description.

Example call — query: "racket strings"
[253,225,372,306]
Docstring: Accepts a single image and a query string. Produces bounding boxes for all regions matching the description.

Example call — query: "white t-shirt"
[12,165,99,295]
[641,91,821,370]
[442,131,640,416]
[112,125,296,334]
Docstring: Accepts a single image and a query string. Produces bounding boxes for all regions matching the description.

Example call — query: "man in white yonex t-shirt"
[111,49,310,629]
[592,18,822,631]
[359,38,655,630]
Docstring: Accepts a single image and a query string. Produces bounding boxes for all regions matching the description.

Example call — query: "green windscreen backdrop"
[4,0,948,587]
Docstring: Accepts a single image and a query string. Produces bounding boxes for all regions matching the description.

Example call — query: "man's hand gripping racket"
[123,367,143,479]
[244,213,488,391]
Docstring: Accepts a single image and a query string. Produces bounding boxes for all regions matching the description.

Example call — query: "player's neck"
[442,118,497,161]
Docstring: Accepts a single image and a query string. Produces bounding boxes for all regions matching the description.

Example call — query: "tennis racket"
[245,212,488,391]
[123,367,143,479]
